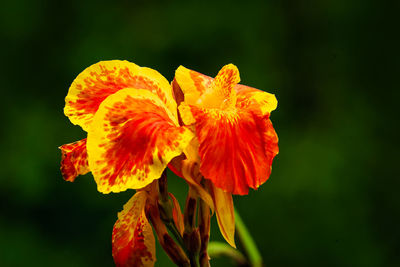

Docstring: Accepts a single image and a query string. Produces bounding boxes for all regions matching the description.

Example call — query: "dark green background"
[1,0,398,266]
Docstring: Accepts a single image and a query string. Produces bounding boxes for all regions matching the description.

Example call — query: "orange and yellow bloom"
[174,64,278,195]
[60,60,278,267]
[168,64,279,248]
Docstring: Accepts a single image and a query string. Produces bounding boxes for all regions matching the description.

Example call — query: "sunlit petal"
[87,88,194,193]
[59,138,89,182]
[112,191,156,267]
[65,60,176,131]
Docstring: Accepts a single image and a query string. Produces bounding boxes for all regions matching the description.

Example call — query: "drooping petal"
[235,84,278,115]
[211,183,236,248]
[87,88,194,193]
[112,191,156,267]
[65,60,176,131]
[179,104,278,195]
[59,138,89,182]
[169,192,184,235]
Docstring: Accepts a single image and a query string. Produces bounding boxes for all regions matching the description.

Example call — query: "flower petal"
[211,183,236,248]
[65,60,176,131]
[59,138,89,182]
[179,104,278,195]
[235,84,278,115]
[209,64,240,108]
[112,191,156,267]
[174,66,212,105]
[174,65,277,115]
[176,64,240,109]
[87,88,194,193]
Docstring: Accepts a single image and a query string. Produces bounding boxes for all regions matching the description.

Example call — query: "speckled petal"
[209,64,240,107]
[59,138,89,182]
[112,191,156,267]
[65,60,176,131]
[87,88,194,193]
[179,104,278,195]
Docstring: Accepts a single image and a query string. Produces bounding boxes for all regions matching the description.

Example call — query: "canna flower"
[59,60,193,266]
[171,64,279,246]
[59,60,278,266]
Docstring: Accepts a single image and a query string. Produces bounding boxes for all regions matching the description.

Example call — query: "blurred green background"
[1,0,398,266]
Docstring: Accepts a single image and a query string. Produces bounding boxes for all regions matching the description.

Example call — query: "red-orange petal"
[65,60,176,131]
[179,105,278,195]
[87,88,194,193]
[112,191,156,267]
[59,138,89,182]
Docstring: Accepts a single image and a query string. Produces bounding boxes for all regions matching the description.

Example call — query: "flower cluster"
[60,61,278,267]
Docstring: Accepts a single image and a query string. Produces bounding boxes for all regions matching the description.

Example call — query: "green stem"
[208,241,247,266]
[235,209,263,267]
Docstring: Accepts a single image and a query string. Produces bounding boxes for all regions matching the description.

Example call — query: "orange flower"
[174,63,278,194]
[59,60,193,266]
[60,60,278,265]
[60,60,193,190]
[172,64,279,246]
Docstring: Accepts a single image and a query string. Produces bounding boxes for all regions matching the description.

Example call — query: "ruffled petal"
[112,191,156,267]
[87,88,194,193]
[211,184,235,248]
[65,60,176,131]
[179,104,278,195]
[59,138,89,182]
